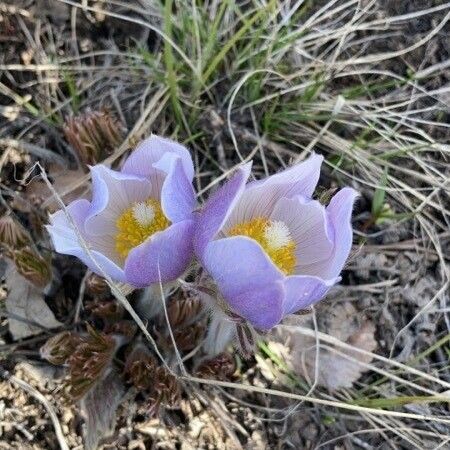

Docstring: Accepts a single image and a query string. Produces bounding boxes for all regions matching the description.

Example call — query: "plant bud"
[63,109,124,167]
[124,346,157,391]
[13,246,52,288]
[68,324,117,399]
[41,331,81,365]
[149,366,180,414]
[105,320,137,340]
[88,300,124,322]
[0,214,31,250]
[196,353,235,381]
[167,296,203,329]
[173,322,205,352]
[85,273,110,298]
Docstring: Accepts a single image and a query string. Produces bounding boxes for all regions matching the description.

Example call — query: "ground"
[0,1,449,449]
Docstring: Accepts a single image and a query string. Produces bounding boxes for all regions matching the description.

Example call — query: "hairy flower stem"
[203,313,236,357]
[135,284,174,320]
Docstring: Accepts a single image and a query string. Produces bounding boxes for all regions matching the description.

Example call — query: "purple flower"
[194,155,357,330]
[47,135,196,287]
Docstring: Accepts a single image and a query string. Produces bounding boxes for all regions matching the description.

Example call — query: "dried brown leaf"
[26,164,86,213]
[4,262,62,339]
[269,304,377,390]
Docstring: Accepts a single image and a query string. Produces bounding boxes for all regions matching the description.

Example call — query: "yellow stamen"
[115,198,170,258]
[227,217,296,275]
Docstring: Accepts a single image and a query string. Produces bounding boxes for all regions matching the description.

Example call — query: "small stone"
[189,417,204,439]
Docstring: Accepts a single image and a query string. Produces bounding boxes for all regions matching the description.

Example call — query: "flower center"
[227,217,296,275]
[115,199,170,258]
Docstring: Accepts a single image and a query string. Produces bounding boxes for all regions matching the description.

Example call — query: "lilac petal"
[225,153,323,228]
[258,152,323,196]
[270,196,333,267]
[283,275,339,315]
[194,163,252,256]
[49,198,90,230]
[231,282,285,330]
[85,165,152,235]
[124,220,194,287]
[47,200,126,282]
[153,154,195,222]
[323,187,358,278]
[203,236,283,295]
[121,135,194,181]
[202,236,284,329]
[301,187,358,279]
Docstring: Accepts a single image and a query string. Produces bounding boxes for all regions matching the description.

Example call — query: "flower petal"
[124,220,194,287]
[282,275,338,315]
[85,165,152,235]
[202,236,284,328]
[194,163,252,256]
[153,154,196,222]
[49,198,90,230]
[231,282,285,330]
[225,153,323,228]
[121,135,194,181]
[270,196,333,268]
[46,200,126,282]
[300,187,358,279]
[259,152,323,196]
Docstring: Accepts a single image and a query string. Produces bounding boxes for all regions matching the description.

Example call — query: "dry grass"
[1,0,449,448]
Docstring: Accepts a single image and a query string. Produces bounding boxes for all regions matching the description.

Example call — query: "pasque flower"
[47,135,196,287]
[194,154,357,330]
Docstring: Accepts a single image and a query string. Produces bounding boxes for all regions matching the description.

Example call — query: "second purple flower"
[194,155,357,330]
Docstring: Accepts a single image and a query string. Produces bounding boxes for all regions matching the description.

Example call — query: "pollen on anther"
[132,202,155,226]
[115,199,170,259]
[227,217,297,275]
[264,221,292,250]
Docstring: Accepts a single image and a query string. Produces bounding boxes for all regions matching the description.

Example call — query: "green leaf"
[353,395,450,409]
[371,168,388,218]
[201,2,274,84]
[163,0,184,127]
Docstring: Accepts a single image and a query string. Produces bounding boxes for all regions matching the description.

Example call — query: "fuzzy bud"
[167,296,203,329]
[0,214,31,250]
[125,345,180,416]
[63,109,124,167]
[68,324,117,400]
[124,346,157,391]
[196,353,235,381]
[88,300,124,322]
[174,322,205,352]
[13,246,52,288]
[149,366,180,415]
[104,320,138,340]
[41,331,82,365]
[85,273,111,298]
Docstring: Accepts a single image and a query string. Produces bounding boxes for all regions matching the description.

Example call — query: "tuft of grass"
[62,71,81,114]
